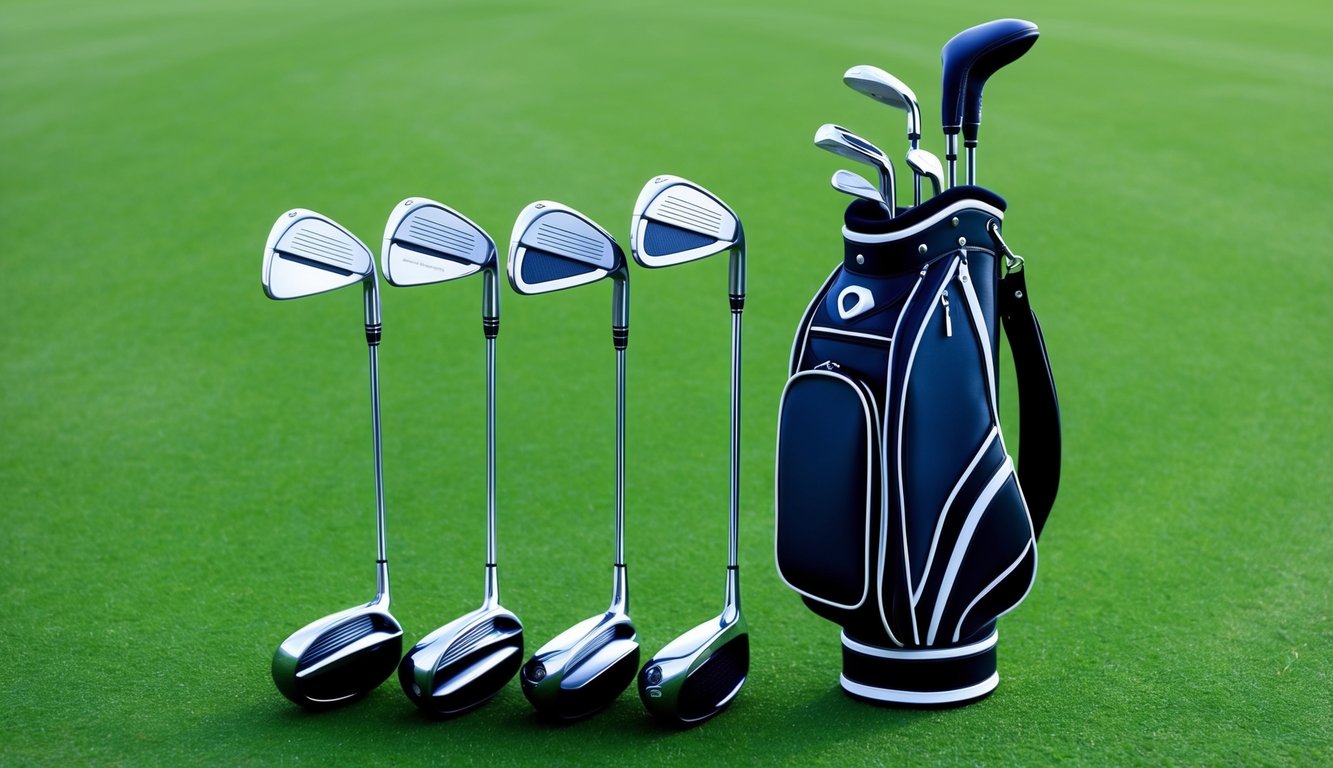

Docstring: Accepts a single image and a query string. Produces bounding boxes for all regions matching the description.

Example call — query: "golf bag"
[775,187,1060,706]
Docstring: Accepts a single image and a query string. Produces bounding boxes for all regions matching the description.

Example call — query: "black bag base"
[838,629,999,707]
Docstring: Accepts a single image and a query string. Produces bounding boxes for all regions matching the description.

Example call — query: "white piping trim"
[954,539,1033,643]
[875,268,929,647]
[841,629,995,659]
[926,458,1014,645]
[840,672,999,705]
[809,326,892,344]
[774,370,876,611]
[912,427,999,606]
[893,258,959,607]
[843,200,1004,244]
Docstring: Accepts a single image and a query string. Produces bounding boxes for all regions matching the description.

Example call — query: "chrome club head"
[831,169,887,209]
[638,582,747,727]
[383,198,521,716]
[398,597,524,717]
[842,64,921,147]
[520,597,640,721]
[629,174,745,300]
[905,149,944,198]
[507,201,626,296]
[272,601,404,710]
[263,208,376,300]
[814,124,896,217]
[262,209,400,710]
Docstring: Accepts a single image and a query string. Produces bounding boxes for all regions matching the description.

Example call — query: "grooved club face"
[398,604,524,717]
[814,124,896,211]
[507,201,625,295]
[382,198,496,287]
[263,209,374,300]
[520,609,639,721]
[271,602,404,710]
[630,175,741,268]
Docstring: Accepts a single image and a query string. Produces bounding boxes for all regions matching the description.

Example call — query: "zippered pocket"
[775,369,881,610]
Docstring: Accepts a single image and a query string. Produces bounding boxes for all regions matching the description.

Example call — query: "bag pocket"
[775,368,880,609]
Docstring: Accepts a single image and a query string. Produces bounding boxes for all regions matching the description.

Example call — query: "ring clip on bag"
[776,187,1060,706]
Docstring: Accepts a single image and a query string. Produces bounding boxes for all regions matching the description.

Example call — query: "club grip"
[940,19,1039,138]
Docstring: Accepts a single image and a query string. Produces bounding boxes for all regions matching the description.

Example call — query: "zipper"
[812,360,842,371]
[940,290,952,337]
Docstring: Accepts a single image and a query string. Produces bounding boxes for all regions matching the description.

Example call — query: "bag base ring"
[838,630,999,707]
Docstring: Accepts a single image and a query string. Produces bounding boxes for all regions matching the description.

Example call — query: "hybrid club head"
[638,599,748,727]
[521,601,640,721]
[398,599,524,717]
[272,601,405,710]
[842,64,922,148]
[629,174,745,300]
[814,123,896,216]
[263,209,402,710]
[831,169,886,207]
[905,149,944,198]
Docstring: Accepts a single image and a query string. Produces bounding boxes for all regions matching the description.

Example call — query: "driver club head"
[814,123,896,216]
[263,208,376,300]
[272,599,404,711]
[506,201,625,296]
[398,600,524,717]
[638,604,748,727]
[520,605,640,721]
[382,198,496,287]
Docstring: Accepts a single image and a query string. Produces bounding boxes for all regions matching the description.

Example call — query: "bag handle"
[988,220,1061,540]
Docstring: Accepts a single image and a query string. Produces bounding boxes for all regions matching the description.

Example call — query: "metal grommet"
[951,217,960,227]
[958,237,967,247]
[918,244,927,254]
[1015,290,1024,299]
[856,253,865,265]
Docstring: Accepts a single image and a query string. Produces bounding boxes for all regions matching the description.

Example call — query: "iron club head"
[842,64,922,148]
[629,174,745,299]
[398,598,524,717]
[262,209,401,710]
[905,149,945,198]
[831,169,887,208]
[814,123,896,217]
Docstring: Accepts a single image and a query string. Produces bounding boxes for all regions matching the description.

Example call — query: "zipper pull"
[813,360,842,371]
[941,290,953,337]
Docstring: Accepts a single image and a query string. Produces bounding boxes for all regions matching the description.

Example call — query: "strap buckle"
[985,219,1024,275]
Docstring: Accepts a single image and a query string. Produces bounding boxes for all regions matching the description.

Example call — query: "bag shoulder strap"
[988,222,1061,540]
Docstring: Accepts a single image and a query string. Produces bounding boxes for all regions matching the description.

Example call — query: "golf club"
[941,18,1040,186]
[382,198,524,717]
[263,208,403,710]
[843,64,923,204]
[814,123,896,217]
[507,201,639,721]
[831,169,887,208]
[905,149,944,198]
[629,175,749,727]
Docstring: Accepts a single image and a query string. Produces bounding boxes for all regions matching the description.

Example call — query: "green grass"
[2,0,1329,764]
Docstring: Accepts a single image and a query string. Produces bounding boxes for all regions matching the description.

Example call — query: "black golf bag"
[775,187,1060,706]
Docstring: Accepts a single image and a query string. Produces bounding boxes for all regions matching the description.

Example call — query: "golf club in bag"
[263,209,404,710]
[776,19,1060,707]
[382,198,525,717]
